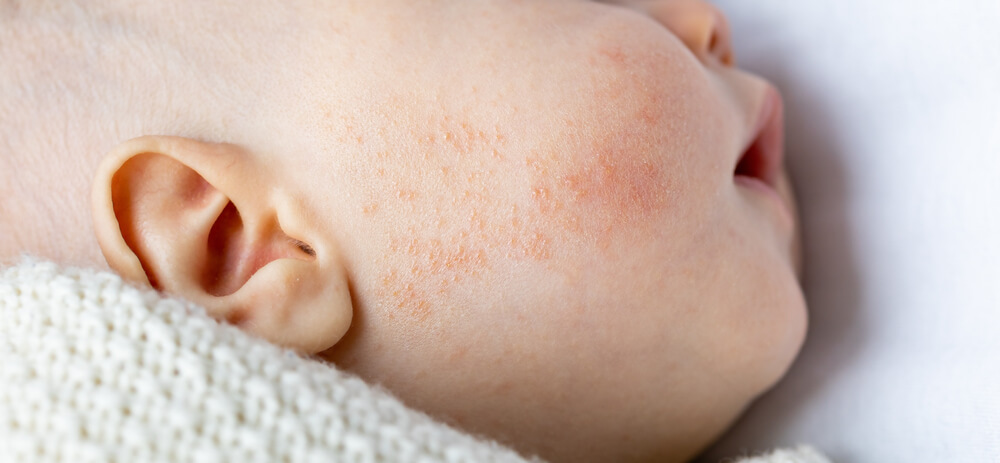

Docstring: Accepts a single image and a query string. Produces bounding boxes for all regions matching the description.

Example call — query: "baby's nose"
[639,0,735,66]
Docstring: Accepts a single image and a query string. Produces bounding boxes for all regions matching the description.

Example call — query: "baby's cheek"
[530,136,671,251]
[351,111,561,326]
[528,61,681,250]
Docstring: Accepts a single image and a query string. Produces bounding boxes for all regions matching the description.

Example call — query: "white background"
[700,1,1000,461]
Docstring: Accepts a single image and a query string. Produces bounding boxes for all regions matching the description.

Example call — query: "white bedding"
[0,259,830,463]
[700,1,1000,461]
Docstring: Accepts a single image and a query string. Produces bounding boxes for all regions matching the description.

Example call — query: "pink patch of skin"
[530,137,671,251]
[564,148,667,244]
[526,42,680,252]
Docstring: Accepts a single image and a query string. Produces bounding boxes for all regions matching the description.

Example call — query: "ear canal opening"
[202,201,319,297]
[295,240,317,258]
[285,235,317,259]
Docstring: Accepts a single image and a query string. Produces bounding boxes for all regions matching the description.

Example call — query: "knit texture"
[732,446,830,463]
[0,258,829,463]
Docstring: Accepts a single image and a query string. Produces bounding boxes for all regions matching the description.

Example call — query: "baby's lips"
[735,85,785,190]
[734,86,796,234]
[757,86,785,188]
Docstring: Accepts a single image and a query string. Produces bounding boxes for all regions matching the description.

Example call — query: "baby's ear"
[91,136,353,354]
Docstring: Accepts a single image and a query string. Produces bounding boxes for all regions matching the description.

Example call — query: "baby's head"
[8,0,806,461]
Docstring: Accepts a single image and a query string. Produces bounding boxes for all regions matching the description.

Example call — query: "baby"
[0,0,806,461]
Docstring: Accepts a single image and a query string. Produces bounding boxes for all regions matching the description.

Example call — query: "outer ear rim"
[91,136,167,287]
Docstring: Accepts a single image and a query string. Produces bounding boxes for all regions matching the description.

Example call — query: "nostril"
[707,29,726,64]
[636,0,736,66]
[705,23,733,66]
[710,10,735,66]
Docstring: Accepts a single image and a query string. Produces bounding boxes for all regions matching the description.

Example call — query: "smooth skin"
[2,1,805,462]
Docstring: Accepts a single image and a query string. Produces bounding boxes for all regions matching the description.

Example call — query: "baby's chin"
[762,290,809,395]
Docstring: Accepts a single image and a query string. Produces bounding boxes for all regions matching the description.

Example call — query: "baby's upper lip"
[733,86,785,189]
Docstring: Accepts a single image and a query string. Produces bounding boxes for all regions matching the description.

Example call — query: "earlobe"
[91,136,354,353]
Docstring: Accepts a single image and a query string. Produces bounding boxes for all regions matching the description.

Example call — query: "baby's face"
[94,0,805,461]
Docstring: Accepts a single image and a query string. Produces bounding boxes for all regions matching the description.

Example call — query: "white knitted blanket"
[0,259,829,463]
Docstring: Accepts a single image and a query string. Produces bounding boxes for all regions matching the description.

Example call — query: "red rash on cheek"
[377,207,555,324]
[527,40,676,249]
[353,110,556,325]
[529,94,673,249]
[565,146,667,229]
[529,141,670,250]
[379,237,489,323]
